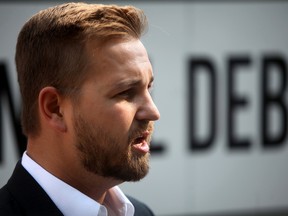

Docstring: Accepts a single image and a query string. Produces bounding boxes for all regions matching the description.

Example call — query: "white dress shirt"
[21,152,135,216]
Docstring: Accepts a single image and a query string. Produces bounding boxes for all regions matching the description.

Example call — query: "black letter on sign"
[0,62,26,163]
[227,56,251,149]
[188,57,216,151]
[261,55,287,147]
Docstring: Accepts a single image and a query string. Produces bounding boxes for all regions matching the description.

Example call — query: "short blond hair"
[15,3,147,137]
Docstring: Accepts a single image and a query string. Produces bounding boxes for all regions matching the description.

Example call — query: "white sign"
[1,1,288,215]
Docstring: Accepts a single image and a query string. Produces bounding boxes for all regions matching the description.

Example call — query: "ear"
[38,87,67,132]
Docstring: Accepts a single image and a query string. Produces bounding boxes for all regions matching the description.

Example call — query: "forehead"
[85,38,153,84]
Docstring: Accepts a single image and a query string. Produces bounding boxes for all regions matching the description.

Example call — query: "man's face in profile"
[72,39,160,182]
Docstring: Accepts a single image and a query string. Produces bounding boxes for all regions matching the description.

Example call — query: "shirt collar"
[21,152,134,216]
[104,186,135,216]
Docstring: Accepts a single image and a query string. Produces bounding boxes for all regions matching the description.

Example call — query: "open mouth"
[131,131,150,154]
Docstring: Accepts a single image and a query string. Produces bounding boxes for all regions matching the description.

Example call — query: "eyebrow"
[113,76,154,91]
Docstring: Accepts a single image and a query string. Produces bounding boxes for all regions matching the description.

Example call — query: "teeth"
[133,135,147,144]
[131,131,149,144]
[135,137,143,143]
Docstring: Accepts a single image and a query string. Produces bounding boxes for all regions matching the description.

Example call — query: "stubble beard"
[73,112,153,182]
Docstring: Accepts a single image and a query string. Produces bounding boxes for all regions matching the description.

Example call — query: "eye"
[117,88,136,100]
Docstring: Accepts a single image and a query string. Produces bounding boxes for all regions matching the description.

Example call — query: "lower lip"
[132,141,150,154]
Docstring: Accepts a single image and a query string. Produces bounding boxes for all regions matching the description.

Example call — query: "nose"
[135,92,160,121]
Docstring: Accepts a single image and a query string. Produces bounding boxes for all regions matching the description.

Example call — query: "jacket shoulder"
[127,195,155,216]
[0,161,63,216]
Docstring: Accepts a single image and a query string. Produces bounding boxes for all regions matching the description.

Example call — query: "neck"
[26,139,122,204]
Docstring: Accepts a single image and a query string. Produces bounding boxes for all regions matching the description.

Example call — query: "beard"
[73,112,153,182]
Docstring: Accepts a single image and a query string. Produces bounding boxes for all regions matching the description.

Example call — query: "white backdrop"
[1,1,288,215]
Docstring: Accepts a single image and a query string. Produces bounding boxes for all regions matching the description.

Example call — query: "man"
[0,2,160,216]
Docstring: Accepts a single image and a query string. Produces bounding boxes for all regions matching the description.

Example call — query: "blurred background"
[1,0,288,215]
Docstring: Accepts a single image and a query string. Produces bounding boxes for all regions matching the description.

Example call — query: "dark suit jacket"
[0,162,154,216]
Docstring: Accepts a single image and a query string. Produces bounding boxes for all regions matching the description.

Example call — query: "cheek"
[107,104,136,131]
[81,99,137,134]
